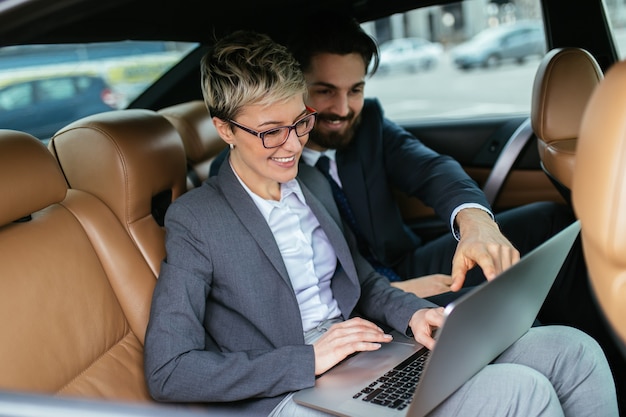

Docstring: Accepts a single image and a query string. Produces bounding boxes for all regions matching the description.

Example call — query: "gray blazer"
[144,161,435,415]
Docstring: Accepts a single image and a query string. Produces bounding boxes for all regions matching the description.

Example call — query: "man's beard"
[308,112,362,150]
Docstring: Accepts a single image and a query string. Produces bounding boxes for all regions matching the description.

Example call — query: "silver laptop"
[294,220,581,417]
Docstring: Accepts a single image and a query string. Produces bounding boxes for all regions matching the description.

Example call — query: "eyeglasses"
[228,107,318,149]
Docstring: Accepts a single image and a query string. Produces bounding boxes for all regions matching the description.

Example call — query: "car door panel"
[394,115,564,240]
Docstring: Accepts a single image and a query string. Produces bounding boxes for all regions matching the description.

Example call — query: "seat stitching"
[55,329,136,394]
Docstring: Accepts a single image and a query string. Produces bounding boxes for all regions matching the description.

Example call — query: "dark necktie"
[315,155,401,282]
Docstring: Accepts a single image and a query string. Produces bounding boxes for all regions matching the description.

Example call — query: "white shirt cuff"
[450,203,494,241]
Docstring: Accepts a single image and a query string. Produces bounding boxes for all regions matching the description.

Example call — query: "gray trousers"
[269,324,618,417]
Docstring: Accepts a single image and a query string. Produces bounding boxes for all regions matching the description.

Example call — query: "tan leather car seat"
[572,60,626,349]
[159,100,227,188]
[0,130,154,400]
[49,109,187,277]
[531,47,603,198]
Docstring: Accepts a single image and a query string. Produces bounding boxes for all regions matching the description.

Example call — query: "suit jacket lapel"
[297,165,360,290]
[335,99,391,261]
[217,162,293,289]
[217,161,361,312]
[336,149,375,244]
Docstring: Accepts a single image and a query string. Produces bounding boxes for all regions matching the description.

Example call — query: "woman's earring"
[229,143,235,149]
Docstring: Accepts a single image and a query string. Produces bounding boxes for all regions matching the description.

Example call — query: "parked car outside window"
[377,37,444,75]
[449,21,546,70]
[0,73,117,141]
[0,41,195,141]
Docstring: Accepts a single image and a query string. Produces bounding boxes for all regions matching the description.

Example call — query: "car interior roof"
[0,0,618,111]
[0,0,465,46]
[0,0,617,69]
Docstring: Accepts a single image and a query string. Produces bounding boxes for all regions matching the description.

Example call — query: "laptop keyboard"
[352,348,430,411]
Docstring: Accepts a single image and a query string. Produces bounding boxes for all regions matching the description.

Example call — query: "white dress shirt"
[232,167,342,332]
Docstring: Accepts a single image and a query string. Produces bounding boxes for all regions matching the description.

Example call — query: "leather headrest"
[531,47,603,143]
[49,109,187,228]
[573,59,626,344]
[0,130,67,226]
[158,100,224,163]
[573,60,626,260]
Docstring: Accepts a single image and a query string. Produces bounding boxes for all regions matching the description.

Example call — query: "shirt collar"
[230,161,306,222]
[301,147,337,167]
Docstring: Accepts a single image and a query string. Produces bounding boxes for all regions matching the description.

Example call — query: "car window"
[363,0,546,122]
[366,0,625,124]
[0,41,197,140]
[604,0,626,58]
[0,82,33,111]
[75,76,95,92]
[38,78,76,102]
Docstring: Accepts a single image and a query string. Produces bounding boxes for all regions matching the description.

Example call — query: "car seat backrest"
[49,109,187,277]
[159,100,227,188]
[531,47,603,197]
[0,130,154,400]
[572,59,626,350]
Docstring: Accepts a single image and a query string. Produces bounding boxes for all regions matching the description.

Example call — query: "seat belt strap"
[482,118,534,206]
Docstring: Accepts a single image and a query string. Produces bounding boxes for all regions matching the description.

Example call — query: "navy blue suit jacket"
[332,98,490,266]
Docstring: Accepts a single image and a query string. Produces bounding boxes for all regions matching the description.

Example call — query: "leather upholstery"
[572,60,626,348]
[49,109,187,277]
[159,100,227,188]
[0,130,154,401]
[0,131,67,226]
[531,47,603,190]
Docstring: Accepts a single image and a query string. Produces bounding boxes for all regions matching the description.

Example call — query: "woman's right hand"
[408,307,445,351]
[312,317,392,375]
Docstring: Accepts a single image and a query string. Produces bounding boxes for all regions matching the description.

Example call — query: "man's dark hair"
[287,11,380,76]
